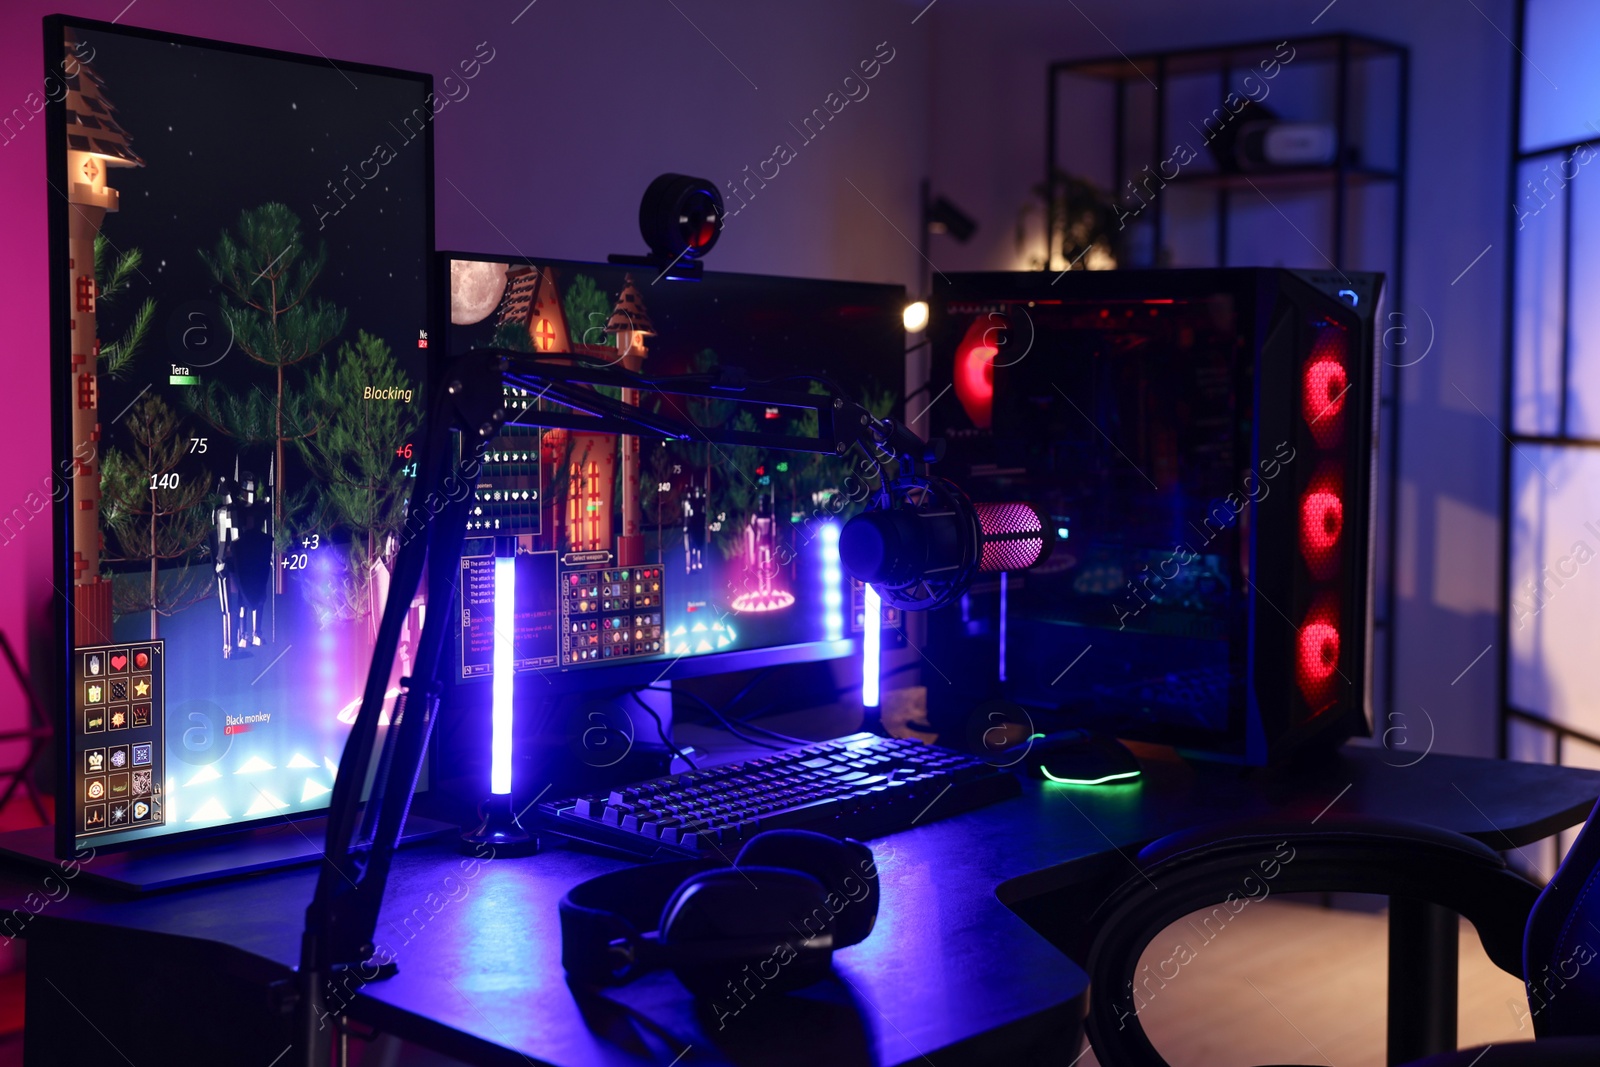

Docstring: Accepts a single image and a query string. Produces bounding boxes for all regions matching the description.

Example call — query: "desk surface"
[20,744,1600,1066]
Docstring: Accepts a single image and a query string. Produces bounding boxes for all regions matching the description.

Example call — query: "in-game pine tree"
[192,203,346,583]
[93,234,156,378]
[294,330,422,621]
[564,273,613,351]
[100,394,213,638]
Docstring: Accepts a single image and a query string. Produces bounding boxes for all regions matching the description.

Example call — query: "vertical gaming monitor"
[441,255,907,689]
[928,269,1377,764]
[45,17,434,855]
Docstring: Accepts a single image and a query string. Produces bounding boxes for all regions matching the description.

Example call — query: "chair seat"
[1084,804,1600,1067]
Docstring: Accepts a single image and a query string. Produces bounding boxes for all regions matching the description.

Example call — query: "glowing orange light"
[534,318,556,351]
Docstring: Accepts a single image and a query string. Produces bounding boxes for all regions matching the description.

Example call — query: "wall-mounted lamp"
[917,179,979,296]
[925,193,978,244]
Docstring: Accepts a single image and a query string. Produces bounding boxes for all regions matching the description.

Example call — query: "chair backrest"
[1082,817,1540,1067]
[1523,797,1600,1038]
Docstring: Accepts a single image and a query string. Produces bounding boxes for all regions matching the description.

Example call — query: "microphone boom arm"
[295,346,928,1065]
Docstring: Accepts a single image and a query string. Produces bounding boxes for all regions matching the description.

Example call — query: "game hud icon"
[84,749,105,774]
[83,804,106,831]
[132,800,152,822]
[107,649,129,674]
[84,777,105,802]
[83,681,104,705]
[108,802,130,827]
[131,704,151,727]
[83,708,105,733]
[109,706,129,731]
[108,772,130,799]
[109,745,129,770]
[132,743,152,766]
[84,652,102,677]
[132,769,152,796]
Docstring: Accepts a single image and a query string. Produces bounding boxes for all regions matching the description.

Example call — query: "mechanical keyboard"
[534,732,1022,859]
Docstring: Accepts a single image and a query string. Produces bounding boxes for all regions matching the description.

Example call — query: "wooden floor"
[1075,895,1534,1066]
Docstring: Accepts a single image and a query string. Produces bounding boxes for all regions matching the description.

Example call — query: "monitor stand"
[0,815,455,893]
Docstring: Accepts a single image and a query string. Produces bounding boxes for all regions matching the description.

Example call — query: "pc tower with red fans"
[926,269,1380,765]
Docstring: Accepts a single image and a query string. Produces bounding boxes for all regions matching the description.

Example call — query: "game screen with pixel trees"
[48,18,435,850]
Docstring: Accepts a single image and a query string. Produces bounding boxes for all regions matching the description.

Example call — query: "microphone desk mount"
[295,347,938,1066]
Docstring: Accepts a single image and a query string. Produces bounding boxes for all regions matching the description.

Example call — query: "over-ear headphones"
[559,830,880,998]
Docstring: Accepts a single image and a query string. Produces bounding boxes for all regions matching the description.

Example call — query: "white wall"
[923,0,1514,758]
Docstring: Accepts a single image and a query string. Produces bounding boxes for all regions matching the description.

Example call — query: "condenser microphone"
[838,481,1053,612]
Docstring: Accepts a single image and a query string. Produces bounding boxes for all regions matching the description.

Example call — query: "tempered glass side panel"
[958,295,1250,739]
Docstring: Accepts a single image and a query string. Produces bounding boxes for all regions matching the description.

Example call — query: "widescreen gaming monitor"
[927,269,1378,764]
[45,17,434,855]
[440,254,907,694]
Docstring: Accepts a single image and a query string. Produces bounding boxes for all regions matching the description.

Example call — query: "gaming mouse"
[1025,731,1142,786]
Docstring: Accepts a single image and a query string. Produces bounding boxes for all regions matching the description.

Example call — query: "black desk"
[18,745,1600,1066]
